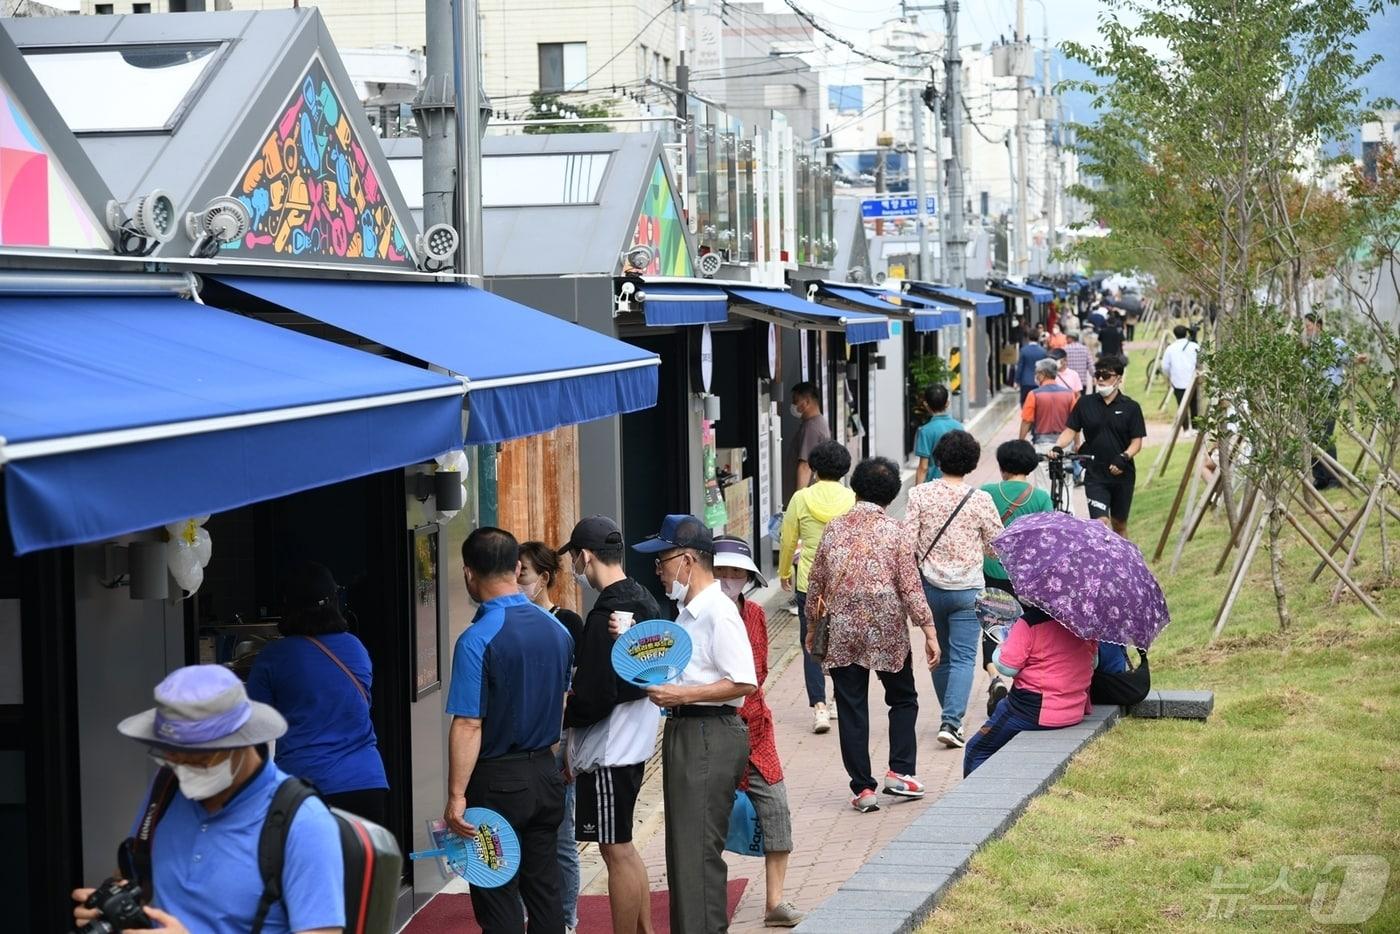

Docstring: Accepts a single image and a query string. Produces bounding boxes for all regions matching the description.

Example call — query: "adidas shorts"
[575,763,645,844]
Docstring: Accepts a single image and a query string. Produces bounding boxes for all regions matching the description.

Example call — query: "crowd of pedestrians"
[77,284,1153,934]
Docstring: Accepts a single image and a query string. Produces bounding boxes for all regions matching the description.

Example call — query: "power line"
[777,0,935,68]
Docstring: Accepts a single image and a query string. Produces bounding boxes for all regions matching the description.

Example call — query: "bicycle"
[1041,451,1094,515]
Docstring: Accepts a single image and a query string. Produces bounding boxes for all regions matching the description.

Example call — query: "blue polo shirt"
[1016,342,1048,388]
[446,592,573,759]
[136,759,344,934]
[247,633,388,795]
[914,413,963,481]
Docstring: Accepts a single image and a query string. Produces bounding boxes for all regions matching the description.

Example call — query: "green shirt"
[914,413,963,481]
[980,480,1054,581]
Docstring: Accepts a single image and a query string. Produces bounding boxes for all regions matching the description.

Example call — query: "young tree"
[1062,0,1396,631]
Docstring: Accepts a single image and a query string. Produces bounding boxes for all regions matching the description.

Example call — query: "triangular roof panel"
[3,9,419,272]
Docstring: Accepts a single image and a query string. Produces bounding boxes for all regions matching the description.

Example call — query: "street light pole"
[911,84,930,280]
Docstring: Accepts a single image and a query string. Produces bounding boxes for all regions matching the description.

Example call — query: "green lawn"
[917,428,1400,932]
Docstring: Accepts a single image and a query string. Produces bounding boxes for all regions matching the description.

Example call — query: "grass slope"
[918,337,1400,932]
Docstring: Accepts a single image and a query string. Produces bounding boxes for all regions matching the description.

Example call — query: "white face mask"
[719,578,746,602]
[523,578,545,602]
[1096,381,1118,398]
[157,750,241,801]
[667,561,692,603]
[789,403,802,418]
[572,555,593,592]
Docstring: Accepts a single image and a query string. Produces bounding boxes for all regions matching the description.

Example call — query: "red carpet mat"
[404,879,748,933]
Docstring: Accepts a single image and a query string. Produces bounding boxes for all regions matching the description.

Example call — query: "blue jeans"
[923,582,980,731]
[555,747,579,928]
[964,697,1048,775]
[1098,643,1129,674]
[795,592,827,706]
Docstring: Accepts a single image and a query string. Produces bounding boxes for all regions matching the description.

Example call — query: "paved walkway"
[579,376,1180,930]
[577,394,1026,929]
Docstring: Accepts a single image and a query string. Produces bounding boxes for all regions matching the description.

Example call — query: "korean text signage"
[861,196,938,219]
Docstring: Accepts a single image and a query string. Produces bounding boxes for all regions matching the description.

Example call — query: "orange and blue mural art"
[227,59,410,266]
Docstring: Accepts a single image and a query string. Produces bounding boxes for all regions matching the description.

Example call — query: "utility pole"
[418,0,457,258]
[1014,0,1028,277]
[931,90,947,281]
[943,0,968,421]
[1043,37,1056,272]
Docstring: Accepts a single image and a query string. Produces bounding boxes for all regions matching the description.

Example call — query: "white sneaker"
[812,703,831,734]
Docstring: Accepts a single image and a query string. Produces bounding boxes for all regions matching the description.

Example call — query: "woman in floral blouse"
[903,429,1004,750]
[805,457,939,814]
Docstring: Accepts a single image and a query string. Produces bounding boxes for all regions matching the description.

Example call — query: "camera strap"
[118,766,179,902]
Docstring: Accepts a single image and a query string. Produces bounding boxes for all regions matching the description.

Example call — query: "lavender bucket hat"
[118,664,286,750]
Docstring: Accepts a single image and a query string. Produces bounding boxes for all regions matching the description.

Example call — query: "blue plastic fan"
[611,619,693,686]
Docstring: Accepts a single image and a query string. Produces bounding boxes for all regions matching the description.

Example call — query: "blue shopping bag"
[724,790,765,856]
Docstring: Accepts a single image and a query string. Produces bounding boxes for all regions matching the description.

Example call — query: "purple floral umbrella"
[991,511,1170,648]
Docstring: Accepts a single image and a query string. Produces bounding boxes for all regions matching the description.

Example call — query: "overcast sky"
[782,0,1398,106]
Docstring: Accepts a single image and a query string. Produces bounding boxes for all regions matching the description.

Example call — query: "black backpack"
[121,768,402,934]
[1089,648,1151,707]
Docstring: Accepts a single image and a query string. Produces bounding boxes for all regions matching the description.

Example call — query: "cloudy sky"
[781,0,1398,109]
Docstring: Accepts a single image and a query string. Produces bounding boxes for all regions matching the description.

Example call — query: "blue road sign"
[861,196,938,218]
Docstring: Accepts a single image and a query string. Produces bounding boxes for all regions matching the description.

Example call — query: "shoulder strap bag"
[999,484,1034,524]
[306,636,370,706]
[916,488,977,578]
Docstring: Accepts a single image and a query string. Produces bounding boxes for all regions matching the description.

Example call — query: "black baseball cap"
[1048,348,1067,360]
[557,515,624,555]
[632,514,715,555]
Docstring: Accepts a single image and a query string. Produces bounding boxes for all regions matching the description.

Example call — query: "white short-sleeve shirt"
[674,580,759,704]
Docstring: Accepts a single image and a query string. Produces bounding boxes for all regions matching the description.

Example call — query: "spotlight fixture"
[623,244,654,271]
[697,252,722,277]
[185,196,251,258]
[106,189,177,255]
[416,223,460,272]
[873,270,889,285]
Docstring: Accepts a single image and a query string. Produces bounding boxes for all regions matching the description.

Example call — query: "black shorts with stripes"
[575,762,645,844]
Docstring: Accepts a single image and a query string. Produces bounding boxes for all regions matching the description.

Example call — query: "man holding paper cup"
[559,515,663,933]
[633,515,758,934]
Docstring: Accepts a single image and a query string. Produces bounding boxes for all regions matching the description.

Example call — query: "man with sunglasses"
[632,515,757,934]
[73,665,344,934]
[1050,354,1147,535]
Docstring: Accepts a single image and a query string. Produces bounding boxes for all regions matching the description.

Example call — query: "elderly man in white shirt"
[1160,324,1200,431]
[631,514,757,934]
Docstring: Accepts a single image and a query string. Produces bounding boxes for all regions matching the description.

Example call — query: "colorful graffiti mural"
[0,80,107,251]
[227,59,410,266]
[632,158,691,277]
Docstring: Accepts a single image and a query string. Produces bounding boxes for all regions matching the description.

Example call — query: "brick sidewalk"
[577,390,1178,930]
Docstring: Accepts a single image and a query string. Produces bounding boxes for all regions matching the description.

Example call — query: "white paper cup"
[611,611,634,634]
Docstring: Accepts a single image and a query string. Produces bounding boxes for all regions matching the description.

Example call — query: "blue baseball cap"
[632,514,715,555]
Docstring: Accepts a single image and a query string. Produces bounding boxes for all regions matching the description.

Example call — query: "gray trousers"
[662,712,750,934]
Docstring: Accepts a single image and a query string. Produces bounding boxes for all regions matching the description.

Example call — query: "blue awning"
[726,287,889,345]
[1020,282,1055,303]
[891,292,962,330]
[910,284,1005,317]
[639,283,729,326]
[816,284,906,317]
[1,295,465,555]
[210,276,659,446]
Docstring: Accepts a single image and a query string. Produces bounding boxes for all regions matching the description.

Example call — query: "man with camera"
[73,665,344,934]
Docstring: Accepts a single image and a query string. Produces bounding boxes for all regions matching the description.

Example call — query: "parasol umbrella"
[990,511,1170,648]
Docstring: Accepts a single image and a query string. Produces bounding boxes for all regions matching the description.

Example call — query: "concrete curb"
[1129,689,1215,720]
[793,704,1122,934]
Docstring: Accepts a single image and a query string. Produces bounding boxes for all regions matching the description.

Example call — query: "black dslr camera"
[72,878,152,933]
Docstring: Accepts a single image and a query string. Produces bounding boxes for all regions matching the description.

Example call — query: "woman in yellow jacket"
[779,440,856,734]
